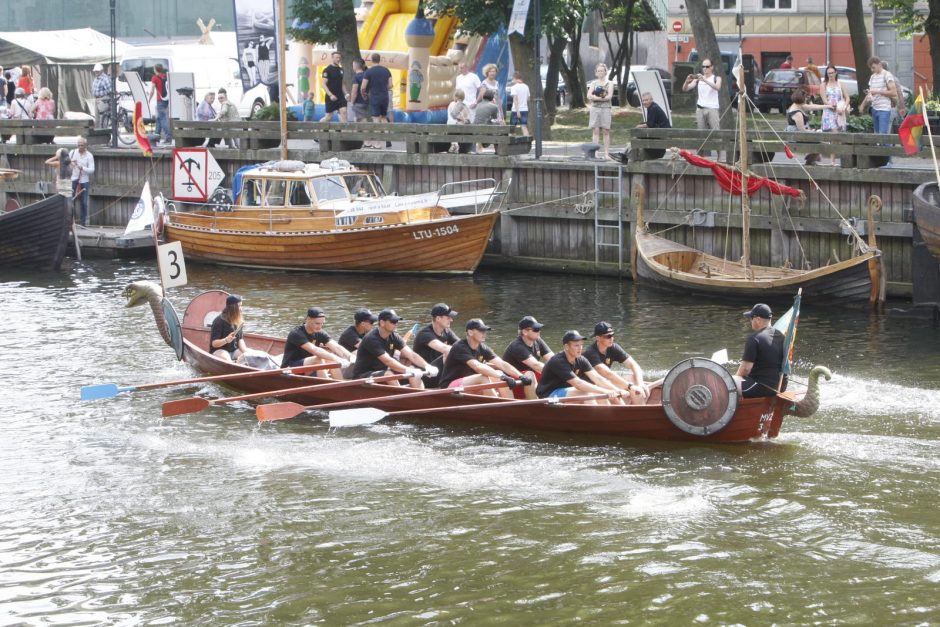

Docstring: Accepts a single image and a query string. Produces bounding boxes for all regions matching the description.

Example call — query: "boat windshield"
[242,180,263,206]
[344,174,382,199]
[288,181,312,207]
[263,180,286,207]
[312,176,348,203]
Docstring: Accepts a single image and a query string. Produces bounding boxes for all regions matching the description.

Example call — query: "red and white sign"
[171,148,224,202]
[672,20,683,33]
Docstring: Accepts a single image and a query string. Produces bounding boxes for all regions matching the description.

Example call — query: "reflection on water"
[0,259,938,624]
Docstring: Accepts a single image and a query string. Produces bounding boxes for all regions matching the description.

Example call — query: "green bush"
[253,102,297,121]
[845,115,873,133]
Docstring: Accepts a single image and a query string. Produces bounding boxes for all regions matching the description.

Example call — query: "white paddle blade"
[329,407,389,428]
[710,348,729,364]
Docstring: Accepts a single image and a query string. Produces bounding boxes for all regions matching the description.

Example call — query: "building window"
[761,0,793,9]
[707,0,737,9]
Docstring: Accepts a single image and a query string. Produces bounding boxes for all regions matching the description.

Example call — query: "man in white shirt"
[69,137,95,226]
[509,71,530,137]
[455,63,481,110]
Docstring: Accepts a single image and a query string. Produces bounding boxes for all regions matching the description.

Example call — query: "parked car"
[625,65,672,107]
[755,69,821,113]
[540,66,567,106]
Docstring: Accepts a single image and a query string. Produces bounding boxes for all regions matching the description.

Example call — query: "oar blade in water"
[710,348,729,364]
[256,402,307,422]
[80,383,124,401]
[329,407,388,428]
[161,396,211,417]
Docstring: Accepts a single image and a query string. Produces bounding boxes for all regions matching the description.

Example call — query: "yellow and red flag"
[134,101,153,156]
[898,93,925,156]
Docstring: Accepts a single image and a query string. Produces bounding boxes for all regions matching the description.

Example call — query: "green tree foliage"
[289,0,361,90]
[872,0,940,97]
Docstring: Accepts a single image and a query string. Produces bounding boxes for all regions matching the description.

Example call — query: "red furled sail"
[679,150,802,198]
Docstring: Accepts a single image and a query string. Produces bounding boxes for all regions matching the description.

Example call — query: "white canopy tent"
[0,28,127,116]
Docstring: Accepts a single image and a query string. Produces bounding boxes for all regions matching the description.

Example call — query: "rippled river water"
[1,259,939,624]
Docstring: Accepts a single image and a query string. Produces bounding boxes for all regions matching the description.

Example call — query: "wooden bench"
[631,127,929,169]
[0,119,108,146]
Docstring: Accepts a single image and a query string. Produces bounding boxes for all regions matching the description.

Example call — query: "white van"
[117,33,270,119]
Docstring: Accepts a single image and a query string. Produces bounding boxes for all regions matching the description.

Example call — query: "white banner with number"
[158,241,188,289]
[508,0,531,35]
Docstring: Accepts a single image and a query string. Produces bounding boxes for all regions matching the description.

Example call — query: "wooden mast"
[277,0,288,161]
[737,63,751,279]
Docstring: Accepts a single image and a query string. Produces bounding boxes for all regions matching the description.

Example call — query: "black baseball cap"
[306,307,326,319]
[593,321,615,336]
[354,308,378,323]
[431,303,458,318]
[562,330,586,344]
[518,316,544,331]
[743,303,772,319]
[466,318,492,332]
[226,294,242,307]
[378,308,402,323]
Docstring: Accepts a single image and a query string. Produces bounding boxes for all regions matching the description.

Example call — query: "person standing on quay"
[321,51,348,123]
[682,58,721,131]
[149,63,172,145]
[92,63,112,129]
[586,63,613,159]
[361,53,392,148]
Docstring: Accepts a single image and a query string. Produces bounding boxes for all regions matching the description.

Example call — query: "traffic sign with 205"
[171,148,224,202]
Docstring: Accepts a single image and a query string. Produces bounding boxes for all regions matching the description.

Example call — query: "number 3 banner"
[158,241,189,289]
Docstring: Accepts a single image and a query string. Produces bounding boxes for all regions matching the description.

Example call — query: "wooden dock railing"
[0,119,109,146]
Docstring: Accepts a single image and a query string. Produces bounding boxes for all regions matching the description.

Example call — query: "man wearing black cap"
[536,330,625,404]
[501,316,554,400]
[734,303,786,397]
[209,294,248,362]
[353,308,434,388]
[280,307,352,376]
[582,321,649,403]
[438,319,525,398]
[413,303,460,387]
[338,308,378,353]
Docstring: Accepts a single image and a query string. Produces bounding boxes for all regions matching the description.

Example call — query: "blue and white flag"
[773,289,802,379]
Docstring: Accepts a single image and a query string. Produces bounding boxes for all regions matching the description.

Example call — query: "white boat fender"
[271,160,306,172]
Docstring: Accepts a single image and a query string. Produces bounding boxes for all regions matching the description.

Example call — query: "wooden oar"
[161,372,407,418]
[256,380,513,422]
[329,393,611,428]
[80,362,340,401]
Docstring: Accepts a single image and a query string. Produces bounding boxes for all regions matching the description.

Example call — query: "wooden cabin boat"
[127,281,830,444]
[163,159,503,274]
[913,182,940,262]
[631,76,885,305]
[0,193,71,271]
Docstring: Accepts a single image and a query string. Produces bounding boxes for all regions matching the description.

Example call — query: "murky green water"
[1,259,938,624]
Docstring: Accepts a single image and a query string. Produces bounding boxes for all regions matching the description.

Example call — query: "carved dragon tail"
[784,365,833,417]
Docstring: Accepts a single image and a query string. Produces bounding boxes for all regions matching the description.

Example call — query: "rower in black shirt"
[352,308,435,388]
[412,302,460,387]
[536,330,625,404]
[338,308,377,353]
[582,321,649,403]
[734,303,786,397]
[501,315,553,400]
[280,307,352,377]
[438,318,526,398]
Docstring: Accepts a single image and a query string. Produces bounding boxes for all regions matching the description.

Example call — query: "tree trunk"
[545,36,568,123]
[686,0,732,127]
[509,36,550,139]
[846,0,871,98]
[559,15,587,109]
[334,0,362,89]
[928,0,940,98]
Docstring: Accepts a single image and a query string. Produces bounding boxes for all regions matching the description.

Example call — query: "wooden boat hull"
[166,211,498,274]
[71,225,155,258]
[633,228,883,303]
[171,290,786,444]
[0,195,71,271]
[913,182,940,262]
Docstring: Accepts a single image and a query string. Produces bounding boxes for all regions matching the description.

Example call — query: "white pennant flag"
[124,181,154,234]
[508,0,532,35]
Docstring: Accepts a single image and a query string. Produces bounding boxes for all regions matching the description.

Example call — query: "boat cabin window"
[263,179,286,207]
[312,176,348,203]
[241,180,263,206]
[288,181,312,207]
[344,174,380,199]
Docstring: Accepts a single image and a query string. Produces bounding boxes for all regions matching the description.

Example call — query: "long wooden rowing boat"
[913,182,940,263]
[128,281,829,444]
[0,194,71,271]
[163,159,503,274]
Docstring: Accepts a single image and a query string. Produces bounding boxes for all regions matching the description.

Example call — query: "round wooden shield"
[161,297,184,361]
[662,358,738,436]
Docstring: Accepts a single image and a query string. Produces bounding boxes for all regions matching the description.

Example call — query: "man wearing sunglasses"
[581,322,650,403]
[682,58,721,131]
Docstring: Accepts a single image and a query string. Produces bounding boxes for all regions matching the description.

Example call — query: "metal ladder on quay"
[593,163,625,272]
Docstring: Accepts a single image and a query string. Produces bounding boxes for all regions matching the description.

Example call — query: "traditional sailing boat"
[632,64,886,304]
